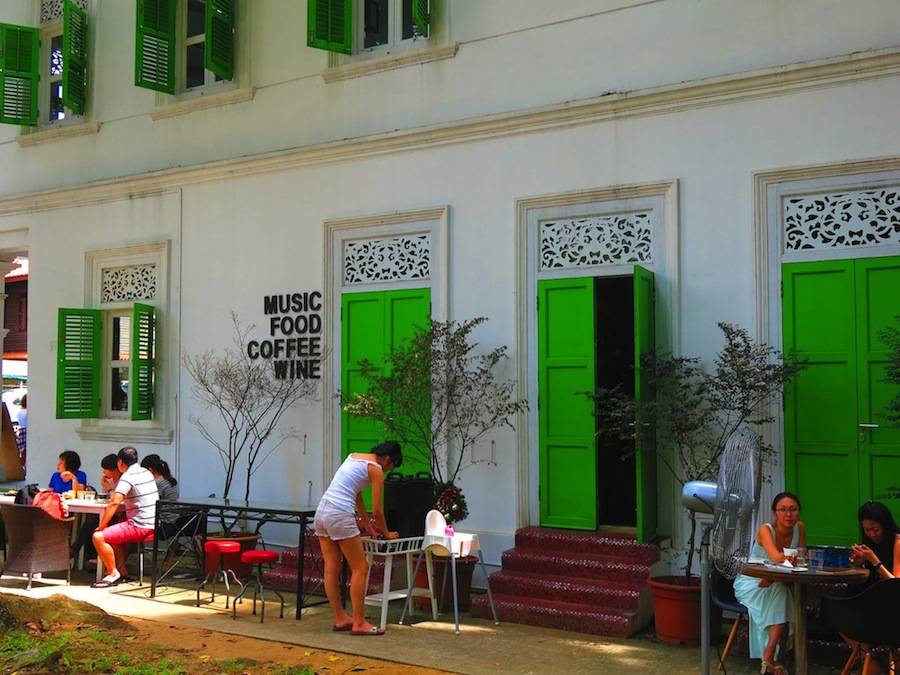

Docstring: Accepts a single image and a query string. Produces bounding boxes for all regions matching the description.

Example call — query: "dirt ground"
[0,594,449,674]
[125,616,450,674]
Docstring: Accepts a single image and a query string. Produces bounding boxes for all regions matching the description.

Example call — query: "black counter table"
[151,497,320,619]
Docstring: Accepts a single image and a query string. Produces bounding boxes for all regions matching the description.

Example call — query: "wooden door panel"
[538,278,597,529]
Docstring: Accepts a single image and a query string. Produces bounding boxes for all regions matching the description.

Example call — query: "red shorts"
[101,519,154,545]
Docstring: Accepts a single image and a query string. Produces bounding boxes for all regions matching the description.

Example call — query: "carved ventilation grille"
[784,187,900,251]
[344,234,431,284]
[540,213,652,269]
[101,264,157,303]
[41,0,87,24]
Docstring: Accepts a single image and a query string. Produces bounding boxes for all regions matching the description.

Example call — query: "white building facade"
[1,0,899,568]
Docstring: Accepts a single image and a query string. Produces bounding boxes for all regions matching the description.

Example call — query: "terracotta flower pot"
[413,554,478,612]
[647,575,722,646]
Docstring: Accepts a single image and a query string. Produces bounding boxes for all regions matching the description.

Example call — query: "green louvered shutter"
[308,0,352,55]
[132,303,155,421]
[412,0,429,39]
[205,0,234,81]
[57,308,101,419]
[0,23,39,126]
[135,0,175,93]
[63,0,88,115]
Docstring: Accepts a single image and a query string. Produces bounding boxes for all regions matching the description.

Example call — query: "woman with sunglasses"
[733,491,806,675]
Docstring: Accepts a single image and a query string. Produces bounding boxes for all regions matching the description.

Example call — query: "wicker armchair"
[0,503,74,590]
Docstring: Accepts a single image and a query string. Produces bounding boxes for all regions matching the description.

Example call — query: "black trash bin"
[382,472,434,538]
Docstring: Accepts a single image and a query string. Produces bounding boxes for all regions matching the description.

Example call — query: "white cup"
[783,547,798,565]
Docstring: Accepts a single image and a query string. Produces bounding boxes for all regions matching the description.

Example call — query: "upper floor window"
[0,0,87,127]
[308,0,429,55]
[135,0,234,95]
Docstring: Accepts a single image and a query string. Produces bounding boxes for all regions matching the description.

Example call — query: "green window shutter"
[205,0,234,81]
[308,0,352,55]
[135,0,175,94]
[0,23,39,126]
[63,0,88,115]
[57,308,101,419]
[412,0,429,39]
[131,303,155,421]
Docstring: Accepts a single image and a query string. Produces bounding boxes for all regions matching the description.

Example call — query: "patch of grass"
[0,627,315,674]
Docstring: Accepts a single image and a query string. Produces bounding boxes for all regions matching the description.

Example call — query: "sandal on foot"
[350,626,385,636]
[772,665,789,675]
[332,624,352,632]
[90,575,122,588]
[760,661,776,674]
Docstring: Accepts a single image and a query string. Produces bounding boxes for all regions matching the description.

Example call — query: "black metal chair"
[710,566,748,671]
[821,578,900,675]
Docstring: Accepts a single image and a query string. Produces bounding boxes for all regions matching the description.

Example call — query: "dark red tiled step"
[514,526,660,565]
[471,593,636,638]
[500,549,651,584]
[485,569,642,610]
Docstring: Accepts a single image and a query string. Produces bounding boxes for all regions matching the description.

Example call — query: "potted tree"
[589,322,806,644]
[183,312,321,575]
[341,316,528,608]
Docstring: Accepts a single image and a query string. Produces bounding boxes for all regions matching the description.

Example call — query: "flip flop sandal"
[90,576,122,588]
[350,626,385,636]
[332,624,353,632]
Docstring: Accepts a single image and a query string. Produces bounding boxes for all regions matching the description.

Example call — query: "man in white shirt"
[91,446,159,588]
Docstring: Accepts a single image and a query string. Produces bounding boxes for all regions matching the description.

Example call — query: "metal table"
[151,497,319,619]
[742,563,869,674]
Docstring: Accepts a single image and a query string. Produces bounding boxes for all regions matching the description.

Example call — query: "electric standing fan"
[682,427,762,675]
[712,427,762,579]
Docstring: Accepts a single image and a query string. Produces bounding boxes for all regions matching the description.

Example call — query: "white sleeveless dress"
[732,522,798,659]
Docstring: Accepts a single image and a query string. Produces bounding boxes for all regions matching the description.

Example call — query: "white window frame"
[75,241,173,444]
[356,0,427,54]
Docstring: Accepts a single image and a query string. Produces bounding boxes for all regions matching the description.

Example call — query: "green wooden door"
[634,265,657,542]
[784,256,900,545]
[340,288,431,475]
[538,278,597,529]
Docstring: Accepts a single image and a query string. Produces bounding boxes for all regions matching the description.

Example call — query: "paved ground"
[0,566,848,675]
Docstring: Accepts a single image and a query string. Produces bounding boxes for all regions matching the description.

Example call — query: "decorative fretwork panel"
[101,264,157,303]
[41,0,87,24]
[784,187,900,251]
[344,234,431,284]
[540,213,652,269]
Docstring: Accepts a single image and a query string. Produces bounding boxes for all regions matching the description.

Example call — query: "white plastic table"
[361,536,438,630]
[400,530,499,634]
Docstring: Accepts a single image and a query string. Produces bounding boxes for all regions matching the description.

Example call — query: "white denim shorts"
[314,499,361,541]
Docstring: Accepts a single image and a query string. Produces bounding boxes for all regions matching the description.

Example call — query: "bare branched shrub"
[183,313,321,501]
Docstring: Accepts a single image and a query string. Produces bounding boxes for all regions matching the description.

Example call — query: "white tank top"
[321,455,379,513]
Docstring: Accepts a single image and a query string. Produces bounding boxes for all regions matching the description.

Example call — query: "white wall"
[0,0,899,561]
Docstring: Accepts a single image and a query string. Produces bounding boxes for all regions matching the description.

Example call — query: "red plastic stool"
[196,540,243,609]
[233,549,284,622]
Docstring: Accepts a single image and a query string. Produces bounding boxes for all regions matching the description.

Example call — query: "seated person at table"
[733,491,806,675]
[842,501,900,674]
[49,450,87,494]
[850,500,900,581]
[70,454,122,565]
[140,453,180,538]
[90,446,159,588]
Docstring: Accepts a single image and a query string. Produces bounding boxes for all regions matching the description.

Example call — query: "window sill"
[148,87,256,121]
[16,121,101,148]
[322,42,459,83]
[76,423,173,445]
